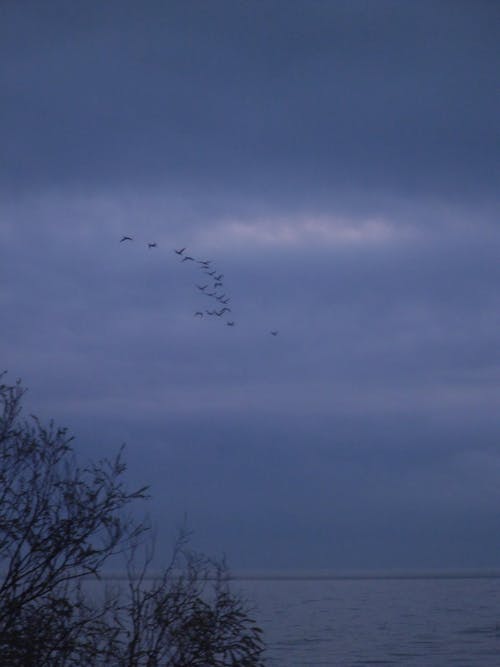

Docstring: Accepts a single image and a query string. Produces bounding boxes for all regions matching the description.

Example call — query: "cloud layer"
[1,1,499,569]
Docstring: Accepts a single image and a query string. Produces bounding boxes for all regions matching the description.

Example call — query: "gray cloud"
[1,1,498,203]
[1,1,499,570]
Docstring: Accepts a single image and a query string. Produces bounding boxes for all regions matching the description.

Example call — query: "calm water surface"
[234,576,500,666]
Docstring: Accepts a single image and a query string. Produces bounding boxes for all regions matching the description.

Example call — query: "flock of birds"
[119,236,279,336]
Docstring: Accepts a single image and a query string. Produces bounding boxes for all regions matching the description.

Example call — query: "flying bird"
[174,247,186,255]
[214,307,231,317]
[148,242,157,248]
[194,311,204,317]
[181,256,195,262]
[196,284,208,291]
[270,331,279,336]
[227,321,235,327]
[120,236,133,242]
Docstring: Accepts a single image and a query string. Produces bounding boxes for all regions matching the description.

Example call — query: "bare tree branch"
[0,374,265,666]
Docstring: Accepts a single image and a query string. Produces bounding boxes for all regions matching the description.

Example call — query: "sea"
[91,570,500,665]
[232,572,500,666]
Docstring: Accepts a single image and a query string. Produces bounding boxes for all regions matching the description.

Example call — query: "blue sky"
[1,0,499,570]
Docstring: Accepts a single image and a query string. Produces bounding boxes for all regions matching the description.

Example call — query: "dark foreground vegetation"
[0,375,265,666]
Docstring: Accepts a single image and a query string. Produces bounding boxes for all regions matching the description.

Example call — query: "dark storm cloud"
[1,0,498,202]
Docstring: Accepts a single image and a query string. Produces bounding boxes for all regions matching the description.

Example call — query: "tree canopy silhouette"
[0,374,265,666]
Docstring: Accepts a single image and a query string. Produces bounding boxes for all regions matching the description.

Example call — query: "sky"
[1,0,499,571]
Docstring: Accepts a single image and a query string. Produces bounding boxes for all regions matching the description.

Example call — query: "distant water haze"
[95,569,500,582]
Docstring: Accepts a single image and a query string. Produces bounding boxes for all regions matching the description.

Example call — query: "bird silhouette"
[270,331,279,336]
[120,236,133,242]
[148,242,157,248]
[169,245,238,329]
